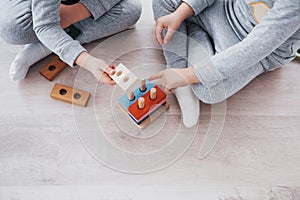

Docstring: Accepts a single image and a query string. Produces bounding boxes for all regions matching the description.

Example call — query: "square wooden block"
[40,56,68,81]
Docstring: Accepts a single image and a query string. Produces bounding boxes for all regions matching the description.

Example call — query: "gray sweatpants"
[153,0,300,104]
[0,0,141,63]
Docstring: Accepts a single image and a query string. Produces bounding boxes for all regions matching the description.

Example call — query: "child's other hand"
[153,13,183,45]
[153,2,194,45]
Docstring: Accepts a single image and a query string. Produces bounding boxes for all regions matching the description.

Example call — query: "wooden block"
[118,102,170,129]
[110,63,139,92]
[118,79,155,110]
[117,80,170,129]
[40,56,68,81]
[50,83,90,107]
[128,85,167,123]
[138,103,170,129]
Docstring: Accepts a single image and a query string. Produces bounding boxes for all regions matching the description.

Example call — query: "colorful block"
[118,79,154,110]
[118,79,169,129]
[128,85,166,123]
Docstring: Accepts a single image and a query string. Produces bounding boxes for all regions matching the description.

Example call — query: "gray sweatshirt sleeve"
[193,0,300,87]
[80,0,122,20]
[183,0,216,15]
[32,0,86,67]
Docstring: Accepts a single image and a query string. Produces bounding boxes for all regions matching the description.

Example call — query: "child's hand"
[87,62,116,85]
[153,13,183,45]
[153,2,194,45]
[75,52,115,85]
[149,68,190,93]
[149,67,200,94]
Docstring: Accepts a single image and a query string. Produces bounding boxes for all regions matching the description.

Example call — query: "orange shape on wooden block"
[50,83,91,107]
[40,56,68,81]
[128,85,166,121]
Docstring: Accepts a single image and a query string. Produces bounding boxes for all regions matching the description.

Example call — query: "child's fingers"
[102,65,115,76]
[161,85,172,94]
[164,28,175,44]
[99,74,116,85]
[95,70,116,85]
[107,80,116,85]
[155,24,163,45]
[149,71,164,81]
[152,27,159,45]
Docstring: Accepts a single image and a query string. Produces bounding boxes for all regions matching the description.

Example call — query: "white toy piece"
[110,63,139,92]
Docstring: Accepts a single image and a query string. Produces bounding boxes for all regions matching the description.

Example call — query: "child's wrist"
[185,67,200,84]
[171,12,185,24]
[174,2,194,22]
[75,51,90,68]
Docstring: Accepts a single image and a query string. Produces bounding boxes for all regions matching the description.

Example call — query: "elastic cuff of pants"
[58,41,87,67]
[183,0,208,15]
[79,0,106,20]
[193,59,224,87]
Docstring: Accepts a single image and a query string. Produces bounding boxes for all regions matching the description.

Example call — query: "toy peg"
[128,91,135,101]
[150,87,157,100]
[140,79,146,92]
[138,97,145,109]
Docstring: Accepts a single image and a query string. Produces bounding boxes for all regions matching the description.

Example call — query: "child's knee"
[121,0,142,25]
[0,13,36,45]
[191,84,227,105]
[0,18,20,44]
[152,0,181,20]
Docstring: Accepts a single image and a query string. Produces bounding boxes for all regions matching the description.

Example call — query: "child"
[0,0,142,84]
[150,0,300,127]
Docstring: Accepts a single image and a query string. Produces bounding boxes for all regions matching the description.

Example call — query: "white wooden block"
[110,63,139,92]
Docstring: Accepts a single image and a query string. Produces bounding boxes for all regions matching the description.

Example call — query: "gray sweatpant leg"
[152,0,189,69]
[152,0,297,104]
[0,0,141,45]
[74,0,142,45]
[187,23,265,104]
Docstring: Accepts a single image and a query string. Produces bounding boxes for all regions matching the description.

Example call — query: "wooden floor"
[0,1,300,199]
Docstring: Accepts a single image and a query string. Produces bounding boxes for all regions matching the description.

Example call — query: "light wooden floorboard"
[0,0,300,199]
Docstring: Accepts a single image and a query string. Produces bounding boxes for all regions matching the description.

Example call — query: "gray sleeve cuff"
[192,58,224,87]
[58,41,87,67]
[183,0,210,15]
[79,0,106,20]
